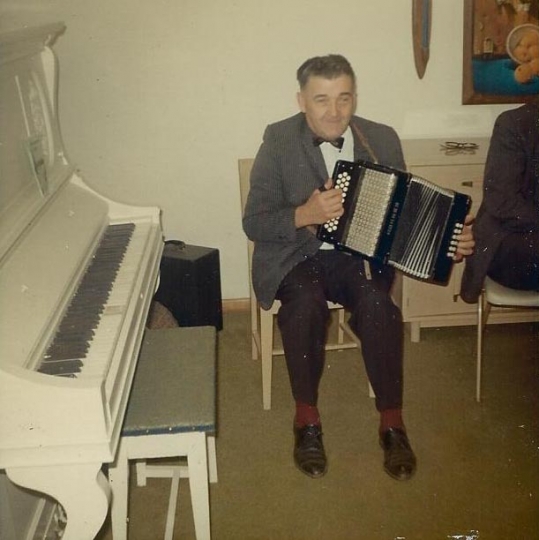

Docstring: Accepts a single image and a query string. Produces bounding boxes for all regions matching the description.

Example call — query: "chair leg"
[476,293,492,402]
[188,432,211,540]
[476,293,483,402]
[260,312,274,410]
[108,439,130,540]
[337,308,345,344]
[250,296,259,360]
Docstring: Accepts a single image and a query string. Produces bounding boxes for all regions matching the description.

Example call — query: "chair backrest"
[238,159,257,308]
[238,159,254,214]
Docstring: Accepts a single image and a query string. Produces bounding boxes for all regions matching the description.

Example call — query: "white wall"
[0,1,515,300]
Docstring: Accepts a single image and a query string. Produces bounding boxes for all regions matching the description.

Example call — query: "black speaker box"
[154,241,223,330]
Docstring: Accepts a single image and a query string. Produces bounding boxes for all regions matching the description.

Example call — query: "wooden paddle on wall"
[412,0,432,79]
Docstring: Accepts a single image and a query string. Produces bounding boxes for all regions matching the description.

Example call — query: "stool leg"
[207,435,218,484]
[188,432,211,540]
[109,439,130,540]
[164,469,182,540]
[135,459,148,487]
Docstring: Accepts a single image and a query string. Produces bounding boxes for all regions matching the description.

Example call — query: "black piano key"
[44,343,90,360]
[37,222,135,377]
[38,359,83,376]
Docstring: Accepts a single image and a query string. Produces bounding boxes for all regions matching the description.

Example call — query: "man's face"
[297,74,356,141]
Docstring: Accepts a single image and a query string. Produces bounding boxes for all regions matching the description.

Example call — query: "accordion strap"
[351,121,378,164]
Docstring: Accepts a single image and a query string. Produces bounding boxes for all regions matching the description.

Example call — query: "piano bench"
[108,326,217,540]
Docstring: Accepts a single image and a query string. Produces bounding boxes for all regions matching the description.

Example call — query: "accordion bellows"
[317,160,471,284]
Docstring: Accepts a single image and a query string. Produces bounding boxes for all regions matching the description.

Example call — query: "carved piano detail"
[0,23,164,539]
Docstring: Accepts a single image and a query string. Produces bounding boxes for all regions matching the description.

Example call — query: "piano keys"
[0,22,164,539]
[38,222,136,377]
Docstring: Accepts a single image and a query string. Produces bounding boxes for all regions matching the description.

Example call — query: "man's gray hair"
[296,54,356,89]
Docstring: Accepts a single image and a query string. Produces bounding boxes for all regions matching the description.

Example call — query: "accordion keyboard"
[323,170,352,234]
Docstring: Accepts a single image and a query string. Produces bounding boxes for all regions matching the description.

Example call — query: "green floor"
[98,312,539,540]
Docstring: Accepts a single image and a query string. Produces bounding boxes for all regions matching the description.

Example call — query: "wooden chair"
[238,159,372,410]
[476,276,539,402]
[109,327,217,540]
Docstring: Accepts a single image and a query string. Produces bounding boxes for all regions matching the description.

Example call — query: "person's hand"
[295,178,344,229]
[453,213,475,262]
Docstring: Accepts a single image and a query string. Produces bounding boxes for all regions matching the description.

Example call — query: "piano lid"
[0,22,70,263]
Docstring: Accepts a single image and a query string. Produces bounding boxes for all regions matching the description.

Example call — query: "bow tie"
[313,136,345,150]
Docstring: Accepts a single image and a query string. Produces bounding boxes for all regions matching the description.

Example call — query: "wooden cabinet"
[395,137,539,342]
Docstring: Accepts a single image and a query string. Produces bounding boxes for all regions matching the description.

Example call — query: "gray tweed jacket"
[460,102,539,303]
[243,112,405,309]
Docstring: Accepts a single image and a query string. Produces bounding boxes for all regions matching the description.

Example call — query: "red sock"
[294,402,321,428]
[379,408,404,434]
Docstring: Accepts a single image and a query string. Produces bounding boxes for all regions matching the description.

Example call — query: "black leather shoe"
[380,428,417,481]
[293,424,327,478]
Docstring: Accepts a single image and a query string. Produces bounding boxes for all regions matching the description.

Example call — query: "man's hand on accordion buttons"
[295,178,344,229]
[453,213,475,262]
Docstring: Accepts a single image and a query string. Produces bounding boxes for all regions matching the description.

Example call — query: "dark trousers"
[488,230,539,291]
[275,250,403,412]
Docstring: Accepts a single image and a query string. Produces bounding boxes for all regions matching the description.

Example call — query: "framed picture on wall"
[462,0,539,104]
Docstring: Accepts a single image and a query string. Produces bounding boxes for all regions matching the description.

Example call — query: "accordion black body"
[316,160,471,284]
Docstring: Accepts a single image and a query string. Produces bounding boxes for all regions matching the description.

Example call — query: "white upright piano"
[0,23,164,539]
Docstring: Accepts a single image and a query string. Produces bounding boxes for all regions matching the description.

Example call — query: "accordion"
[316,160,471,284]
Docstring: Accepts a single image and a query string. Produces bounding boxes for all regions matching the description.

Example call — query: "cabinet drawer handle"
[461,181,474,187]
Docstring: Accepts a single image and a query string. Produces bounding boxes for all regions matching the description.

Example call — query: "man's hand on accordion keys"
[295,178,344,230]
[452,213,475,262]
